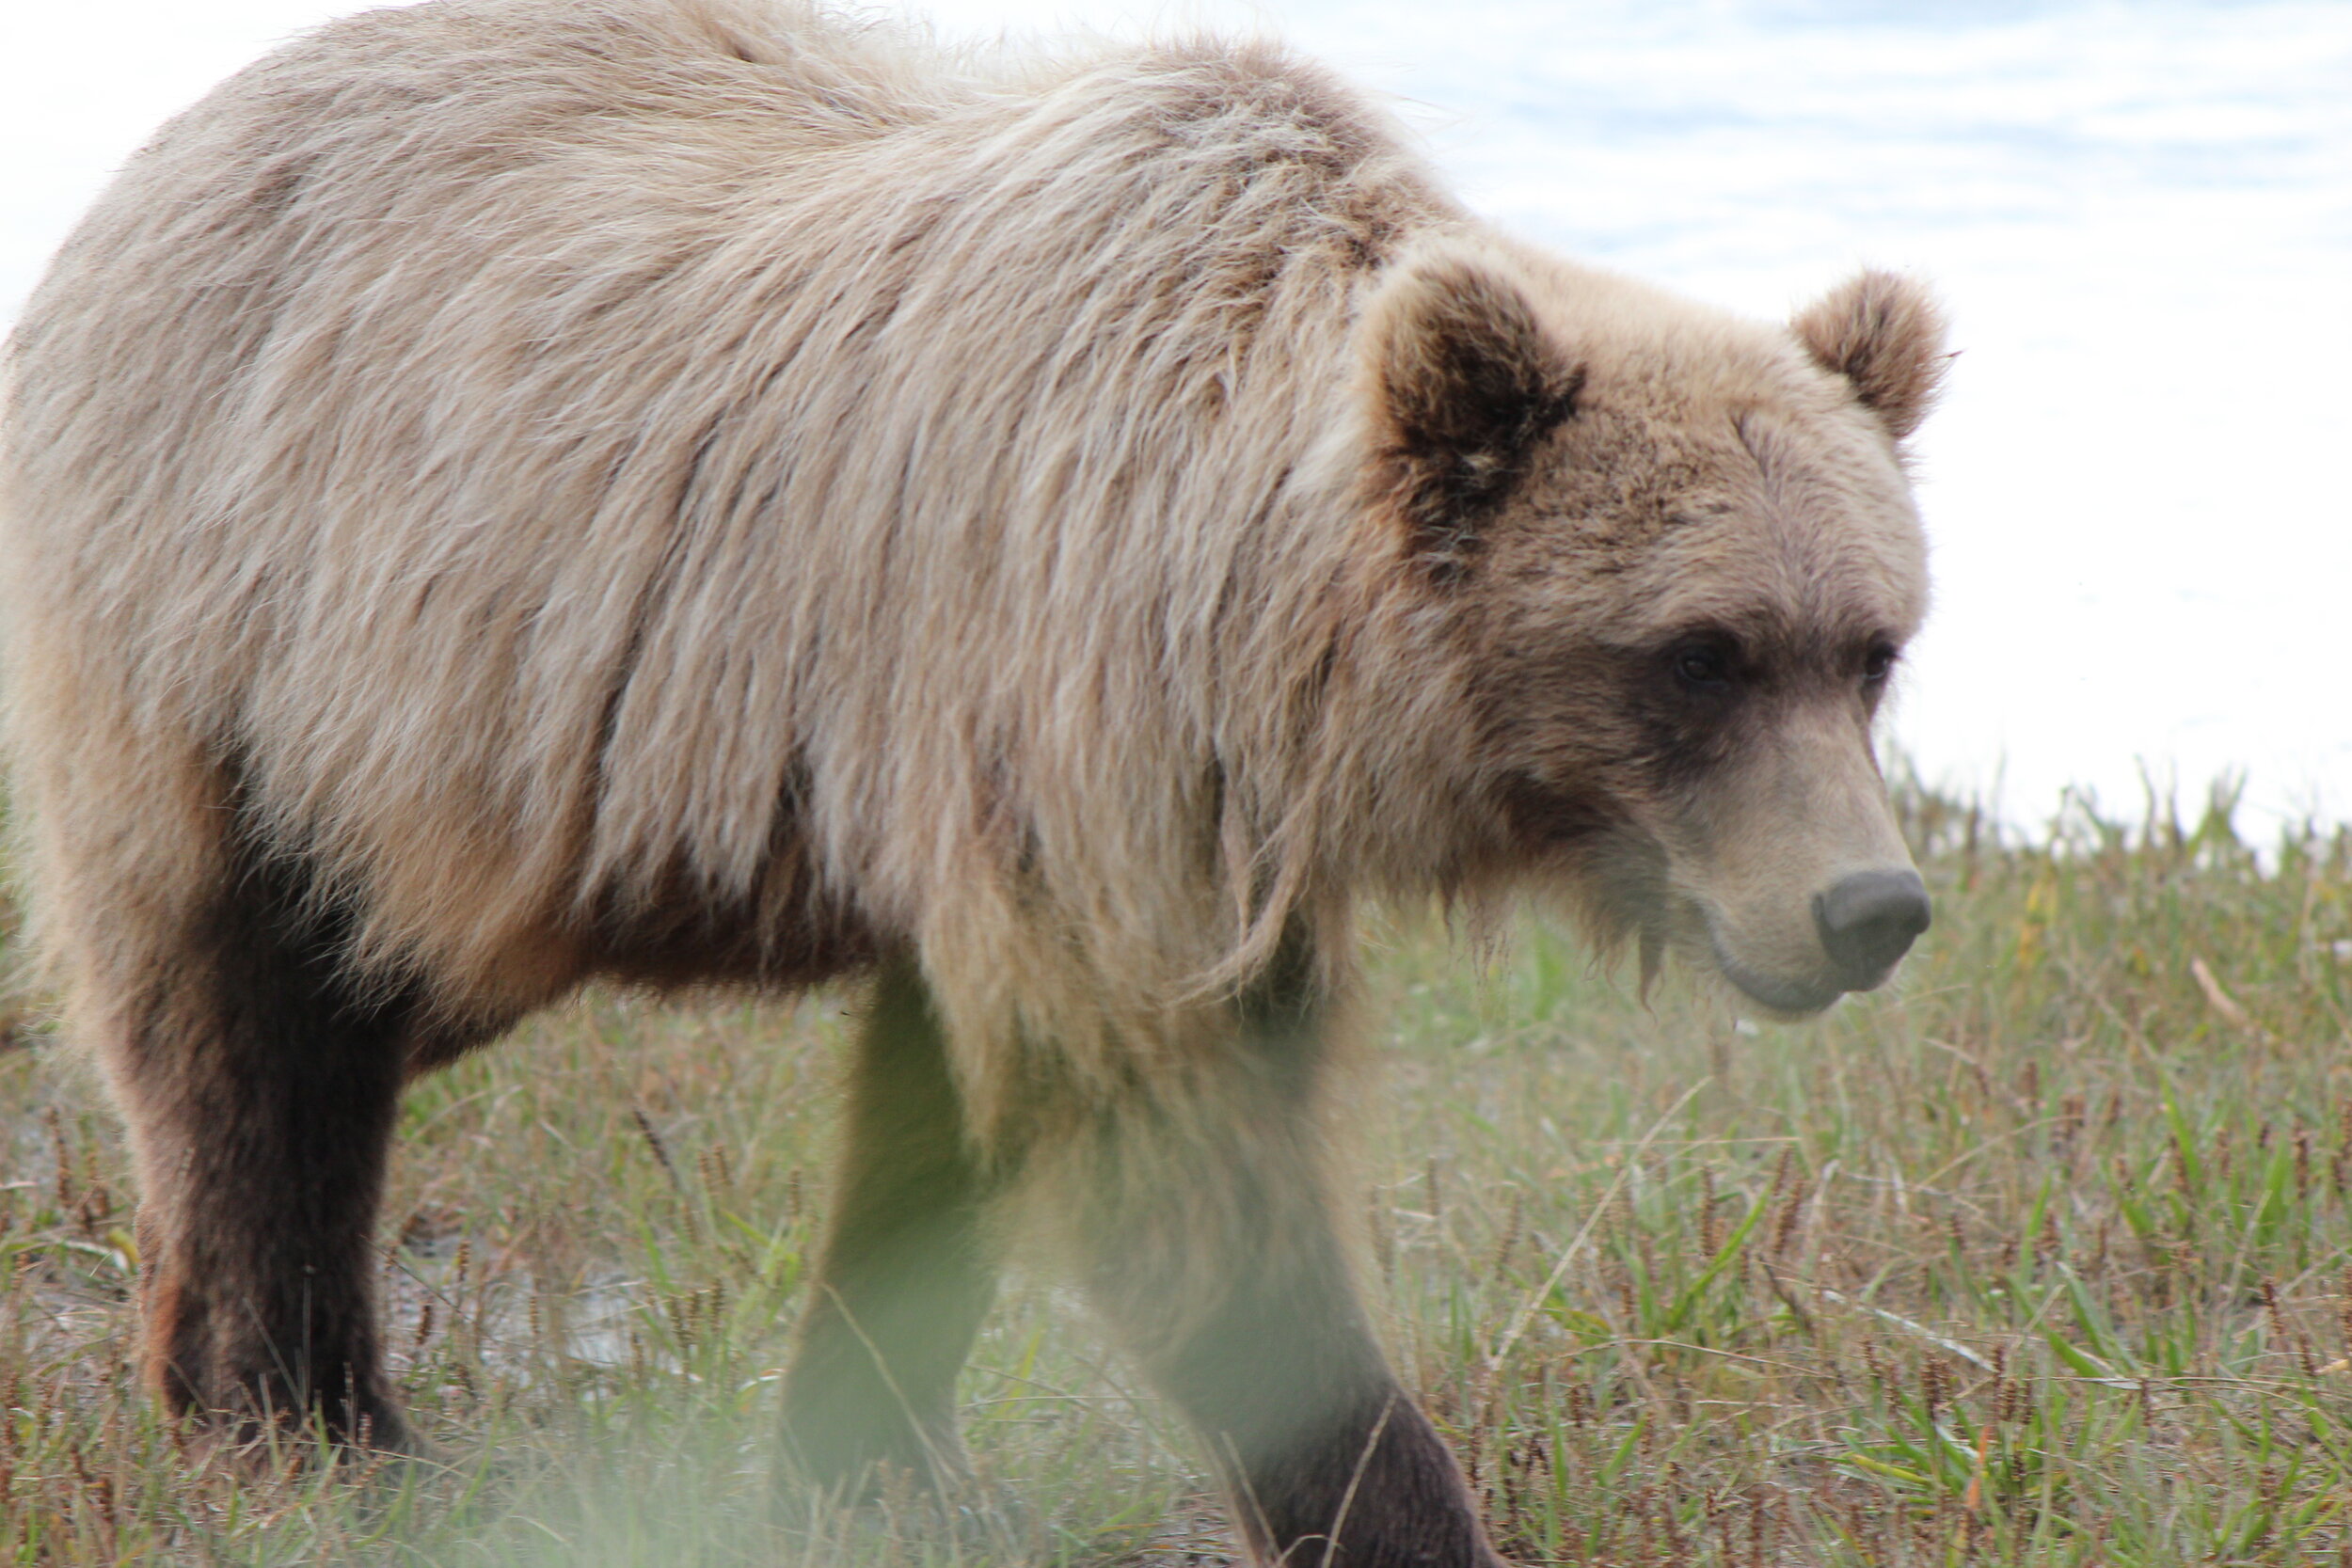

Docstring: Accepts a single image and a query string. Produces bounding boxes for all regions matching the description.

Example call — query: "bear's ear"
[1790,269,1949,442]
[1362,245,1582,572]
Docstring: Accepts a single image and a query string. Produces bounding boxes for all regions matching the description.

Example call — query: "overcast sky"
[6,0,2349,835]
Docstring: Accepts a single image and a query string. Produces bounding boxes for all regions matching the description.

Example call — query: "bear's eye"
[1671,641,1736,691]
[1861,642,1899,686]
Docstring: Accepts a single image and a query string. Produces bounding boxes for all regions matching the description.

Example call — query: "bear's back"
[0,0,1453,1019]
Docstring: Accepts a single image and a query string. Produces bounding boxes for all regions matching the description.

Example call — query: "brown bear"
[0,0,1943,1561]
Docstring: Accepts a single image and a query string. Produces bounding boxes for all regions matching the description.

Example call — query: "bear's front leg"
[105,853,418,1452]
[780,957,1000,1491]
[1144,1236,1502,1568]
[1073,947,1503,1568]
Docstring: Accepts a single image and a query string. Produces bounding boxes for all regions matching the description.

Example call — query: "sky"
[4,0,2349,836]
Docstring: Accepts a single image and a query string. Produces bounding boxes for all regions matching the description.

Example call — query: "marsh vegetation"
[8,784,2352,1564]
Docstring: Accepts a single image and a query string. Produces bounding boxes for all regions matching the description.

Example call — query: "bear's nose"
[1813,869,1931,988]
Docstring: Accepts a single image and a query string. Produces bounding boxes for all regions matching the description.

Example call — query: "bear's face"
[1362,243,1946,1015]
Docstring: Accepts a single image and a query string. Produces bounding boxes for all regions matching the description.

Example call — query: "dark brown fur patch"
[1368,255,1583,575]
[123,793,419,1448]
[578,768,878,991]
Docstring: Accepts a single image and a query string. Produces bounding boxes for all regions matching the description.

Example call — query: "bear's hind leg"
[112,834,420,1451]
[779,957,999,1491]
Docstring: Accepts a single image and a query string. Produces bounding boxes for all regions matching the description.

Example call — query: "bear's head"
[1360,236,1947,1016]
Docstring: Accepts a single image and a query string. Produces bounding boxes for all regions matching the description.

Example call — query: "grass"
[10,783,2352,1563]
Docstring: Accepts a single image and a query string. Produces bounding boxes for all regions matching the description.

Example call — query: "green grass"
[10,784,2352,1564]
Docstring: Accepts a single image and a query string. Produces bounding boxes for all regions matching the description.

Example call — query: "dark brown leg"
[113,832,419,1451]
[1078,943,1502,1568]
[780,958,998,1489]
[1155,1276,1498,1568]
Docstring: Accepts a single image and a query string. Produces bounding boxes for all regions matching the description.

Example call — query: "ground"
[8,779,2352,1565]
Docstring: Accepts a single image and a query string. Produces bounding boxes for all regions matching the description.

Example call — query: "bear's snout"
[1813,869,1931,990]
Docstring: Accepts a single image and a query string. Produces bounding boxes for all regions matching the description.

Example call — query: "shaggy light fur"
[10,0,1458,1126]
[0,0,1940,1118]
[1,1,1946,1559]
